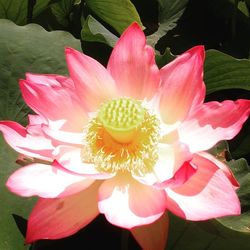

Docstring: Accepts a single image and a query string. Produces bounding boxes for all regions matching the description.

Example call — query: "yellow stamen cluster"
[98,98,145,143]
[82,98,160,176]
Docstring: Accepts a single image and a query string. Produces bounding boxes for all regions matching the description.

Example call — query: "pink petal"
[20,79,88,133]
[154,143,192,182]
[0,121,54,160]
[198,152,239,188]
[107,23,160,100]
[26,73,75,89]
[65,47,117,111]
[6,162,94,198]
[26,117,48,137]
[179,99,250,153]
[28,114,47,126]
[155,161,197,189]
[165,154,241,220]
[133,143,192,186]
[42,124,85,145]
[131,213,169,250]
[26,182,100,243]
[98,173,167,229]
[54,145,113,179]
[159,46,205,124]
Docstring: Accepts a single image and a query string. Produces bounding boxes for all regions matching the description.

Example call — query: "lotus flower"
[0,23,250,249]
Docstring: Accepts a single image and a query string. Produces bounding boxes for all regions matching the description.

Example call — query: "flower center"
[98,98,145,143]
[82,98,160,176]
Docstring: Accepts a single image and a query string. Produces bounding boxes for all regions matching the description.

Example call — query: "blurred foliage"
[0,19,81,124]
[0,0,250,249]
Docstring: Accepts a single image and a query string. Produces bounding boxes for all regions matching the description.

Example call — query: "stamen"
[82,98,160,176]
[98,98,145,143]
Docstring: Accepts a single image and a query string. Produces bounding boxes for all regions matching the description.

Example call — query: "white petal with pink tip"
[6,163,94,198]
[54,145,114,179]
[165,154,240,220]
[20,79,88,133]
[98,174,167,229]
[0,121,54,161]
[179,100,250,153]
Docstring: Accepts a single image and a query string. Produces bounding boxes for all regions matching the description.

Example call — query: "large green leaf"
[81,15,118,47]
[204,49,250,94]
[85,0,143,34]
[0,0,52,25]
[167,213,250,250]
[147,0,189,47]
[0,19,81,124]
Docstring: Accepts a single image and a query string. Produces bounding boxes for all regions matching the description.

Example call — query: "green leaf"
[231,131,250,159]
[49,0,82,28]
[238,1,249,17]
[0,19,81,124]
[81,15,118,47]
[34,0,82,35]
[208,141,231,161]
[230,119,250,159]
[155,47,175,68]
[167,213,250,250]
[204,49,250,94]
[0,136,36,250]
[147,0,189,47]
[217,211,250,234]
[229,159,250,209]
[32,0,52,19]
[0,0,28,24]
[228,158,250,181]
[85,0,143,34]
[50,0,75,27]
[0,0,52,25]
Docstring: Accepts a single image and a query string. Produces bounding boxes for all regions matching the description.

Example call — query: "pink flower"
[1,23,250,249]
